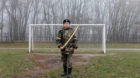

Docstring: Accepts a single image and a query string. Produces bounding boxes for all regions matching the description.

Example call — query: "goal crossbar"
[30,24,105,26]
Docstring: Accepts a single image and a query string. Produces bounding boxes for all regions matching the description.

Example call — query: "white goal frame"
[29,24,106,54]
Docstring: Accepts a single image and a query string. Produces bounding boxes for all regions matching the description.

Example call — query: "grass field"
[0,43,140,78]
[0,49,34,78]
[0,50,140,78]
[45,51,140,78]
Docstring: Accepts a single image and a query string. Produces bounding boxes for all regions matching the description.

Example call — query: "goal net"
[29,24,106,54]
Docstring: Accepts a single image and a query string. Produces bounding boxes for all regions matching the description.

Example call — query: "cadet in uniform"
[56,19,78,78]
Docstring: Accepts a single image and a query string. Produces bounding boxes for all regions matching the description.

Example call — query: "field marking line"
[0,48,140,50]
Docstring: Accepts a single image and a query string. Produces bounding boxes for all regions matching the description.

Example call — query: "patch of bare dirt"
[18,53,108,78]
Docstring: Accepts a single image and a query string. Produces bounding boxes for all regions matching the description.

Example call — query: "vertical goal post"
[29,24,106,54]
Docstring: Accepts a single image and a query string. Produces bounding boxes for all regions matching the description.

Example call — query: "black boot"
[67,68,72,78]
[61,65,67,76]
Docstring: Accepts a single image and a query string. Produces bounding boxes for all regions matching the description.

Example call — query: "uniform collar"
[63,27,70,30]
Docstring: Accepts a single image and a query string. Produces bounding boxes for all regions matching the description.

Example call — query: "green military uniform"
[56,27,78,78]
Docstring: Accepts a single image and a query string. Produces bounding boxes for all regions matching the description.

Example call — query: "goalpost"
[29,24,106,54]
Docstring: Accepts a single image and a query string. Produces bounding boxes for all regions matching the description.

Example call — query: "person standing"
[56,19,78,78]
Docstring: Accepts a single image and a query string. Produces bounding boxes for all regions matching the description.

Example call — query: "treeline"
[0,0,140,42]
